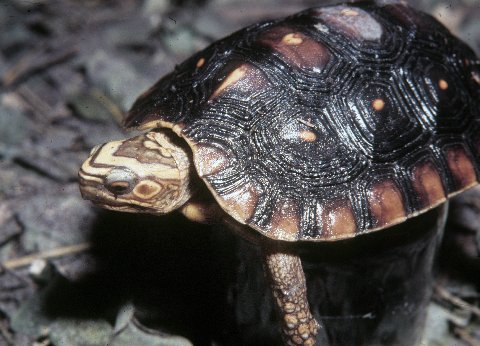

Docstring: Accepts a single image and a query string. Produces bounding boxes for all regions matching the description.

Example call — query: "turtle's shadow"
[41,210,241,345]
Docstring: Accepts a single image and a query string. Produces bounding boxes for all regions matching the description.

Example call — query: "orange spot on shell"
[372,98,385,111]
[196,57,205,68]
[211,65,247,99]
[445,146,477,189]
[258,26,330,70]
[438,79,449,90]
[299,130,316,142]
[281,33,303,45]
[411,161,445,208]
[341,8,359,16]
[368,180,406,228]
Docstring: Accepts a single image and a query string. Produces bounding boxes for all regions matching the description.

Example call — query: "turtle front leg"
[262,243,319,345]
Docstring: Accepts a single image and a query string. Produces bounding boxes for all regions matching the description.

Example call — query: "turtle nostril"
[105,180,133,195]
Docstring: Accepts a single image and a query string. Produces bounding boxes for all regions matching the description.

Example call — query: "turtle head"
[78,130,193,214]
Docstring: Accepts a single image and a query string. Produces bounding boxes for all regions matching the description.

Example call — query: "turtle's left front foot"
[262,244,319,345]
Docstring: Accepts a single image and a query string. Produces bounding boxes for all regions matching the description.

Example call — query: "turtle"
[78,1,480,345]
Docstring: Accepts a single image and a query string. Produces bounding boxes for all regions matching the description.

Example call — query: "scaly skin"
[263,244,319,345]
[79,130,321,345]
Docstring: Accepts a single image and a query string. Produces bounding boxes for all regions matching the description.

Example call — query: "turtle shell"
[125,1,480,241]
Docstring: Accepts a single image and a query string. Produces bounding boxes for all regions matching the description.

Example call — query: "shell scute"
[257,26,331,70]
[126,1,480,241]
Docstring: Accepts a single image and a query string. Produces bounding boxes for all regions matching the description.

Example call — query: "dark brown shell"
[125,1,480,241]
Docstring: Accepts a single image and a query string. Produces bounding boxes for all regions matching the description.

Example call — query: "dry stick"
[90,88,125,125]
[2,243,91,270]
[453,326,480,346]
[0,321,15,346]
[17,84,55,119]
[2,46,77,88]
[434,285,480,318]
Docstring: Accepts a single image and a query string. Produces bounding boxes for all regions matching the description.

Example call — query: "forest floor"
[0,0,479,345]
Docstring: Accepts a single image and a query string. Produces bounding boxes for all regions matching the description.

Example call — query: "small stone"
[86,49,152,110]
[0,96,30,147]
[0,203,22,245]
[68,91,116,123]
[29,259,56,285]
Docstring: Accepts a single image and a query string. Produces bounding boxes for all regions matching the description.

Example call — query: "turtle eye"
[106,180,132,195]
[105,168,137,195]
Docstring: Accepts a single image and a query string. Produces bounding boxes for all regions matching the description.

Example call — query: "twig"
[16,84,55,119]
[90,88,125,125]
[1,243,91,270]
[0,320,14,346]
[434,285,480,318]
[2,46,77,88]
[453,326,480,346]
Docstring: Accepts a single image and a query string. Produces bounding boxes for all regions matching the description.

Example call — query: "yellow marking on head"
[438,79,448,90]
[341,8,359,16]
[299,130,317,142]
[281,33,303,45]
[133,181,162,199]
[372,98,385,111]
[196,57,205,68]
[211,65,247,99]
[79,130,193,215]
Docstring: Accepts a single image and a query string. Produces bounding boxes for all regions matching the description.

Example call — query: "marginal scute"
[411,160,445,208]
[445,145,477,190]
[270,198,300,241]
[313,5,383,42]
[194,144,231,177]
[368,179,406,228]
[220,182,260,222]
[124,2,480,241]
[258,26,331,70]
[322,200,357,238]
